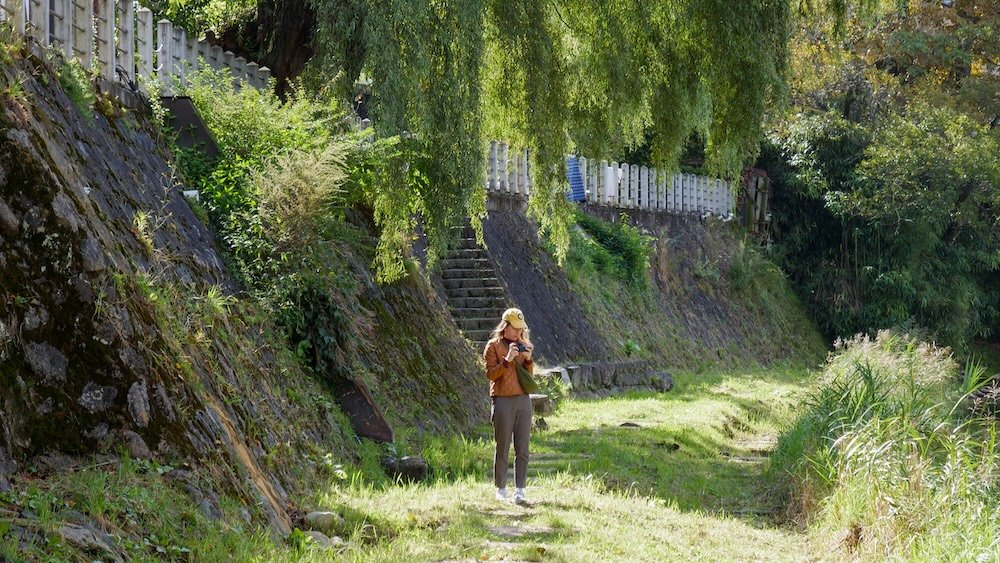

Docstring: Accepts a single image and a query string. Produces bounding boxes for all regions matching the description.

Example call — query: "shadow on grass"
[528,369,813,521]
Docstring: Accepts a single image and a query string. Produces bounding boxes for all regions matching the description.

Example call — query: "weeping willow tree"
[305,0,867,278]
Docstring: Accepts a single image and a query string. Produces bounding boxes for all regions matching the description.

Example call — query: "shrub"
[569,211,653,289]
[771,330,1000,560]
[58,59,94,120]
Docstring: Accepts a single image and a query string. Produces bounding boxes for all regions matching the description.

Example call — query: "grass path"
[299,367,821,562]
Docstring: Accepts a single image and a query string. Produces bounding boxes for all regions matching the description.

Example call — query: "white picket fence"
[0,0,270,93]
[485,140,735,217]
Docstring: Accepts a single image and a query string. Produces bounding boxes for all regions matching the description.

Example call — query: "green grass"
[0,457,277,561]
[287,367,818,561]
[2,367,821,561]
[771,331,1000,561]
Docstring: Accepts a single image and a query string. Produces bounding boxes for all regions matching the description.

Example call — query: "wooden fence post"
[232,55,247,88]
[73,0,93,68]
[648,166,656,210]
[609,162,619,206]
[27,0,47,43]
[590,159,599,204]
[498,142,508,192]
[117,0,135,84]
[185,32,198,79]
[507,146,517,195]
[8,0,26,35]
[135,8,152,82]
[637,166,647,209]
[488,141,498,192]
[95,0,114,81]
[208,45,222,70]
[524,148,531,195]
[629,164,638,208]
[53,0,71,58]
[157,20,172,89]
[518,147,531,196]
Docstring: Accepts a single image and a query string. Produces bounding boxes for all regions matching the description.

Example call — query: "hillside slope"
[0,45,485,541]
[480,198,826,372]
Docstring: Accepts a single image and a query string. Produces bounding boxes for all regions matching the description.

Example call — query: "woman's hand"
[519,341,533,362]
[505,343,519,362]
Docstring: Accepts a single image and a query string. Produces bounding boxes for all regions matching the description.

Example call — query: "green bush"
[567,211,653,289]
[764,107,1000,350]
[770,330,1000,560]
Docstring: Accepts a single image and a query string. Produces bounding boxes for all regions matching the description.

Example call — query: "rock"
[652,371,674,392]
[35,397,54,415]
[23,342,68,384]
[30,451,76,476]
[381,455,430,483]
[198,497,223,520]
[529,394,554,416]
[118,345,147,376]
[22,307,49,331]
[619,422,641,428]
[50,192,81,232]
[57,523,123,560]
[304,511,345,535]
[534,417,548,431]
[78,382,118,413]
[127,380,150,427]
[0,199,17,236]
[84,423,110,441]
[121,430,152,460]
[304,530,344,548]
[79,236,106,272]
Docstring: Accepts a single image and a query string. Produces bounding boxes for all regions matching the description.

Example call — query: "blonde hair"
[490,320,531,344]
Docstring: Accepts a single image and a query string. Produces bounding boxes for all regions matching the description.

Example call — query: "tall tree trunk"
[210,0,316,98]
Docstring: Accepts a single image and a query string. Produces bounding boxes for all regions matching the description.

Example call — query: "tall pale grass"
[771,330,1000,560]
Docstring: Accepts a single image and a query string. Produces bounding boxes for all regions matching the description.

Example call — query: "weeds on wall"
[564,211,653,291]
[57,59,94,121]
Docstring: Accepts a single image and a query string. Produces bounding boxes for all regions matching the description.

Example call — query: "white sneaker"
[496,488,507,501]
[514,488,527,505]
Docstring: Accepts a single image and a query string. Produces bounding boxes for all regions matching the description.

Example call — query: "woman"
[483,307,535,504]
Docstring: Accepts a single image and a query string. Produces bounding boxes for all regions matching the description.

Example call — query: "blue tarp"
[566,155,586,202]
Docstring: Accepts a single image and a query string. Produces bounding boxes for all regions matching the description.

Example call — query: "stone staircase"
[440,226,508,350]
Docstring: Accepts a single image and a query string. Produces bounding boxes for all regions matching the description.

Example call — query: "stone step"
[440,257,492,270]
[444,286,507,299]
[446,296,508,309]
[454,317,502,331]
[450,307,504,318]
[462,329,494,344]
[456,238,483,250]
[442,277,503,290]
[441,268,497,280]
[447,248,488,259]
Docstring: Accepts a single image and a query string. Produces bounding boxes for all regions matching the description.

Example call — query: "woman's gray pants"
[492,394,532,489]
